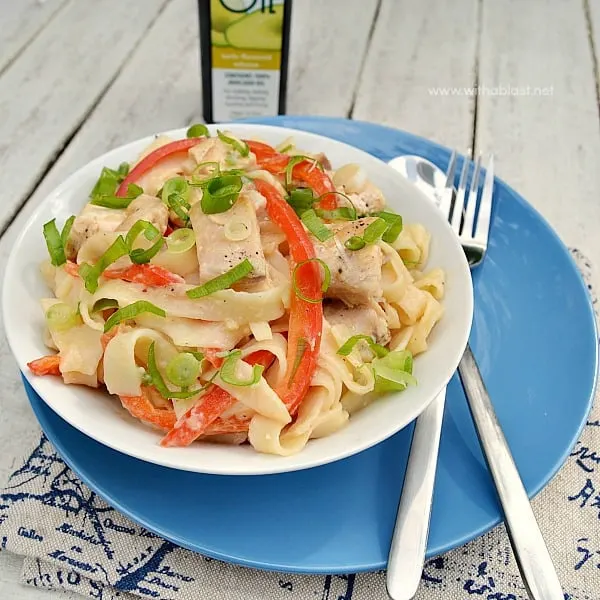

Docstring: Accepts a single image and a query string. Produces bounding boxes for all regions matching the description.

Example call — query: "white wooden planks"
[586,0,600,114]
[26,0,202,205]
[0,0,202,487]
[0,0,170,235]
[286,0,380,116]
[476,0,600,279]
[352,0,479,149]
[0,0,68,75]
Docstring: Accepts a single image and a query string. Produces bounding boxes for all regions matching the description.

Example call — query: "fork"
[386,152,564,600]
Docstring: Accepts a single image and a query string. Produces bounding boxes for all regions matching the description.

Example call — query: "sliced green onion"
[344,218,388,251]
[287,188,314,216]
[91,183,143,209]
[363,218,388,243]
[162,177,189,204]
[91,196,130,209]
[89,164,130,202]
[60,216,75,247]
[127,183,144,197]
[187,123,209,138]
[166,352,201,387]
[189,351,205,363]
[130,237,163,264]
[103,300,166,333]
[166,228,196,253]
[125,220,163,264]
[377,211,403,243]
[279,144,293,153]
[337,334,389,359]
[201,174,243,214]
[78,263,93,281]
[125,220,160,249]
[147,342,200,399]
[373,365,417,392]
[288,337,308,386]
[301,209,333,242]
[345,236,366,251]
[89,167,121,199]
[316,207,355,221]
[315,192,357,221]
[167,193,191,225]
[292,258,331,303]
[372,350,416,393]
[80,235,129,293]
[220,350,263,387]
[217,130,249,157]
[91,298,119,313]
[186,258,253,298]
[191,161,220,184]
[117,162,129,178]
[383,349,413,373]
[45,302,80,332]
[43,219,67,266]
[283,155,321,187]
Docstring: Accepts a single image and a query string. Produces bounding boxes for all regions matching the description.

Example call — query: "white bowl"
[3,124,473,475]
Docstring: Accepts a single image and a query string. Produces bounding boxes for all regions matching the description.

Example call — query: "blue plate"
[23,117,598,574]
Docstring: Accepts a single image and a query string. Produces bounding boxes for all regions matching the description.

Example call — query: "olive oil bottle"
[198,0,292,123]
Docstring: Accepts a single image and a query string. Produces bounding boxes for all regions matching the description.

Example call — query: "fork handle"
[458,345,563,600]
[386,388,446,600]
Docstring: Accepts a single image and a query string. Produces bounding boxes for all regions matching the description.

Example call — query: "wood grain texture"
[352,0,479,149]
[587,0,600,74]
[0,0,68,75]
[0,0,201,491]
[286,0,380,116]
[26,0,202,205]
[476,0,600,284]
[0,0,170,235]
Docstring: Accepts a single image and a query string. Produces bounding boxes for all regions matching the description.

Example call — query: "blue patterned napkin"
[0,248,598,600]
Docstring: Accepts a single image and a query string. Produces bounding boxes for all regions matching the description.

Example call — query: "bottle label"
[210,0,285,122]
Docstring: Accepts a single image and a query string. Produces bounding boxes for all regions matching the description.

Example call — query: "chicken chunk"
[313,218,383,305]
[189,136,256,172]
[333,164,386,215]
[324,300,391,345]
[346,181,386,215]
[188,137,229,167]
[65,204,126,260]
[117,194,169,235]
[189,192,268,291]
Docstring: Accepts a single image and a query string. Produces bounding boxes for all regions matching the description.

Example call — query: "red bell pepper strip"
[119,386,177,431]
[159,350,275,447]
[246,140,279,162]
[103,264,184,287]
[253,179,323,415]
[203,348,224,369]
[116,138,205,197]
[245,140,336,207]
[63,261,80,278]
[28,355,61,376]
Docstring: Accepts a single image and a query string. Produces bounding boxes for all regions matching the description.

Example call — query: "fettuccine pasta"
[28,127,445,456]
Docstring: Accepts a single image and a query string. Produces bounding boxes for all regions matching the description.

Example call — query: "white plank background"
[586,0,600,89]
[1,0,600,597]
[476,0,600,289]
[287,0,380,116]
[352,0,479,150]
[0,0,170,235]
[0,0,68,75]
